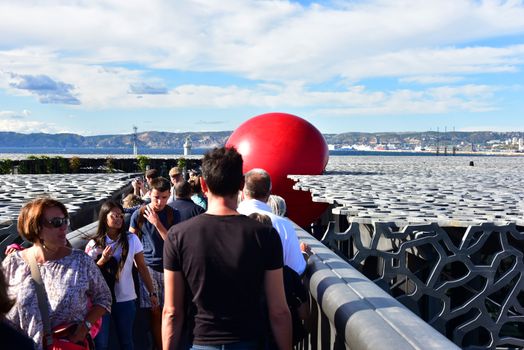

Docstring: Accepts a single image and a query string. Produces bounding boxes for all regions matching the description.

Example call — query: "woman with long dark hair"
[85,200,158,350]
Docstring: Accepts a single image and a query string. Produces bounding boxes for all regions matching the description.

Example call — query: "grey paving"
[289,156,524,227]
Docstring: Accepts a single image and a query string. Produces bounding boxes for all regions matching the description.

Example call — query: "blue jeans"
[190,341,259,350]
[94,300,137,350]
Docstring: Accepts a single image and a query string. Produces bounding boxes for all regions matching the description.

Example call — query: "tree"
[136,155,150,172]
[69,156,81,173]
[105,157,115,173]
[0,159,12,174]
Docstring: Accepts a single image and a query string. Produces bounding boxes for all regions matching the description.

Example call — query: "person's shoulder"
[236,214,273,230]
[1,250,22,268]
[173,212,207,228]
[71,248,88,257]
[130,206,144,220]
[161,204,179,215]
[270,212,294,228]
[187,200,205,213]
[127,232,141,244]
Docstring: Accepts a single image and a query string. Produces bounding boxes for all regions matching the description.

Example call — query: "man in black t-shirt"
[162,147,292,349]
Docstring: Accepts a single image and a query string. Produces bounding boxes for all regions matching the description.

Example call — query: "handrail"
[295,224,459,350]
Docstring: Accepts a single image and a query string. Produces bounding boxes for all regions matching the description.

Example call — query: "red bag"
[86,299,102,339]
[45,323,94,350]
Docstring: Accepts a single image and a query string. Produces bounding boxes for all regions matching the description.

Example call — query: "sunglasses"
[42,217,69,228]
[108,213,124,220]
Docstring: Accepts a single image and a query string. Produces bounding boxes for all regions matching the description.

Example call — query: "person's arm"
[69,255,112,343]
[135,251,159,308]
[69,304,107,343]
[132,179,144,196]
[162,270,185,350]
[144,205,168,240]
[265,268,292,350]
[128,208,140,235]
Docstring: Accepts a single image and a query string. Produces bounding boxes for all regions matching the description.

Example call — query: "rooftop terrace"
[290,156,524,227]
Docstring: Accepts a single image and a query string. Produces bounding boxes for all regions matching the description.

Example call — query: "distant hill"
[0,130,523,149]
[0,131,232,149]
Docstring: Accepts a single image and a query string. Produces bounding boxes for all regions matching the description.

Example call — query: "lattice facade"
[322,219,524,349]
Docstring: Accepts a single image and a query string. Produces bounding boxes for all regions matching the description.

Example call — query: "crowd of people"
[0,146,311,350]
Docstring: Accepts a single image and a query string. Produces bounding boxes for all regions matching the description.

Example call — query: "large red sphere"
[226,112,329,227]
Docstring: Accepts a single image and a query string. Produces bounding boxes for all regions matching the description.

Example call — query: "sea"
[0,147,514,158]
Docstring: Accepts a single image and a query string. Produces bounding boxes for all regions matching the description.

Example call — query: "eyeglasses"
[108,214,124,220]
[42,217,69,228]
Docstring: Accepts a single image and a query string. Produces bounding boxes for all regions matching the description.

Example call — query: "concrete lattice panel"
[0,173,136,225]
[290,156,524,349]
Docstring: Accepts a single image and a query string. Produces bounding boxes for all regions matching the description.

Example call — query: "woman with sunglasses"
[1,197,112,349]
[85,200,158,350]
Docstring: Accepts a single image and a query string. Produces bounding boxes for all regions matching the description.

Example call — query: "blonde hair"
[122,193,144,208]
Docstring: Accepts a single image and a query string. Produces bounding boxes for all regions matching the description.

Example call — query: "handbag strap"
[26,251,54,347]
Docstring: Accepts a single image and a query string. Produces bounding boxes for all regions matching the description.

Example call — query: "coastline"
[1,148,523,160]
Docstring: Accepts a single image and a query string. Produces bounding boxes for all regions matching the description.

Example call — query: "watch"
[83,319,92,330]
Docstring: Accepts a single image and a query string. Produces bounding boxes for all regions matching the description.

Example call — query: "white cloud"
[400,75,465,84]
[0,109,31,119]
[0,0,523,112]
[0,109,72,133]
[312,84,498,116]
[0,117,68,133]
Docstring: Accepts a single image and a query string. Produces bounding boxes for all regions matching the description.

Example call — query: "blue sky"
[0,0,523,135]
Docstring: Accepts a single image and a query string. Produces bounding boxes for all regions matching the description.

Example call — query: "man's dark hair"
[175,181,192,199]
[202,147,243,197]
[145,168,159,179]
[244,168,271,200]
[150,176,171,192]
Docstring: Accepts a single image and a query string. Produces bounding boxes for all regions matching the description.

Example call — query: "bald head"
[243,168,271,201]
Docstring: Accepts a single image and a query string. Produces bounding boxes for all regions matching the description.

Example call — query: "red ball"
[226,112,329,227]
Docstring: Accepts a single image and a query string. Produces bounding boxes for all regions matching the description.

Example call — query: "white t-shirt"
[237,199,306,275]
[85,233,144,303]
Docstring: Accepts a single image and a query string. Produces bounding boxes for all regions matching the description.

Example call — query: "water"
[0,147,207,155]
[0,147,511,158]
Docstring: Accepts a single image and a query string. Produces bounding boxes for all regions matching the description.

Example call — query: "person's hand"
[150,294,159,309]
[300,242,312,257]
[68,323,88,344]
[5,246,18,255]
[98,246,113,264]
[144,205,160,227]
[4,243,23,256]
[132,178,144,190]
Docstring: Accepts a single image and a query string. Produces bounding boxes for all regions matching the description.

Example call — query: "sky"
[0,0,523,136]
